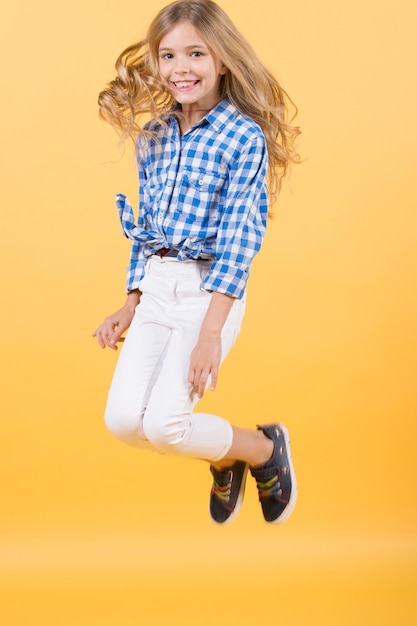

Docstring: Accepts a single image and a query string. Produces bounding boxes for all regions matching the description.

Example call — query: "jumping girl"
[93,0,300,524]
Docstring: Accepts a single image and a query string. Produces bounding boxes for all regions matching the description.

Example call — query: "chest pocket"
[178,168,226,224]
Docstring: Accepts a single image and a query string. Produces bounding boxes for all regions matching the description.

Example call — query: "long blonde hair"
[98,0,300,203]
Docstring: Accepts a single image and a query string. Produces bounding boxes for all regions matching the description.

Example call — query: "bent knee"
[104,408,145,444]
[142,413,191,452]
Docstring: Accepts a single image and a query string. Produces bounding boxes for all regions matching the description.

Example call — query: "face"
[158,21,226,111]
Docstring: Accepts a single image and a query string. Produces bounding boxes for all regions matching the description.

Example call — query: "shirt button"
[198,180,204,186]
[167,181,172,187]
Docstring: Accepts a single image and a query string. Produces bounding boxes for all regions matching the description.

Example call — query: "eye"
[190,51,203,57]
[160,52,173,60]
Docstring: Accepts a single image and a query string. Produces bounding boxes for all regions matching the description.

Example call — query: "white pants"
[104,255,246,462]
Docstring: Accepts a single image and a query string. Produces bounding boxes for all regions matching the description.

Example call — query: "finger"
[95,323,118,350]
[209,367,218,392]
[197,368,211,398]
[108,332,126,349]
[188,365,196,386]
[102,320,120,349]
[189,365,203,397]
[105,333,119,350]
[93,327,107,349]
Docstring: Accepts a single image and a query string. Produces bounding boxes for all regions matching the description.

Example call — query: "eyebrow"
[158,44,208,51]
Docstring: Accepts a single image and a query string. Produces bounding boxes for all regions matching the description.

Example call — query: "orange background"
[1,0,416,624]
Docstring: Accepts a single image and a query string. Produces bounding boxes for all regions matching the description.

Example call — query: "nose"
[172,55,190,75]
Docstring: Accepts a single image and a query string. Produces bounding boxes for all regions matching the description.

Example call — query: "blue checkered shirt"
[116,98,268,299]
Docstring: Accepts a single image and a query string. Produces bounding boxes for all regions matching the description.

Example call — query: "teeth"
[174,81,197,88]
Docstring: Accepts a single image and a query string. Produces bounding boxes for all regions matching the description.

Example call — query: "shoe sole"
[210,463,249,525]
[269,423,298,524]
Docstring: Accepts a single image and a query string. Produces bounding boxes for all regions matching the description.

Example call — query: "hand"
[188,292,234,398]
[188,333,222,398]
[92,292,140,350]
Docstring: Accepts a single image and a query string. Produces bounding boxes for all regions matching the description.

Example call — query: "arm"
[201,133,268,299]
[92,289,141,350]
[94,190,146,349]
[189,134,268,395]
[188,291,235,398]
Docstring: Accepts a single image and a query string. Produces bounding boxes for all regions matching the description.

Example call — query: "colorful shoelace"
[211,472,233,503]
[256,475,283,499]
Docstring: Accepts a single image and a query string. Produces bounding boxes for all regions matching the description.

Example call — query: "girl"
[93,0,300,525]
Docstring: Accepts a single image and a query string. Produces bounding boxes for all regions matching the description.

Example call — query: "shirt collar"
[166,98,239,133]
[205,98,239,131]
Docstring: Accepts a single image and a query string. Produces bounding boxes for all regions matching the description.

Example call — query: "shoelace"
[211,472,233,503]
[256,475,282,499]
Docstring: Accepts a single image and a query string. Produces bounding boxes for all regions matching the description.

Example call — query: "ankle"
[250,434,274,468]
[211,461,236,472]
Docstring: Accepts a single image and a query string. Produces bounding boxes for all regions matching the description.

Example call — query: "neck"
[175,107,210,135]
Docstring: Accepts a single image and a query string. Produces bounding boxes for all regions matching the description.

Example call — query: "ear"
[219,64,228,76]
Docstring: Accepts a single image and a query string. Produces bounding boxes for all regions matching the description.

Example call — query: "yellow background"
[1,0,416,624]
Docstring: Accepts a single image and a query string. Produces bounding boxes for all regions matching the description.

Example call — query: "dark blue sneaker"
[250,423,297,523]
[209,461,249,524]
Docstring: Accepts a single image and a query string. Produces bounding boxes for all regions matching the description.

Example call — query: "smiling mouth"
[172,80,199,89]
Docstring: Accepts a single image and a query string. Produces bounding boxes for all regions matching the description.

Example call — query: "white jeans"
[104,255,246,462]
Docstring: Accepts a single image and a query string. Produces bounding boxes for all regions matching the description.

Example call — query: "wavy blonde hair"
[98,0,300,203]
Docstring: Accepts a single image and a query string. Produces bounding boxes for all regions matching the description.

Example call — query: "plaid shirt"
[116,98,268,299]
